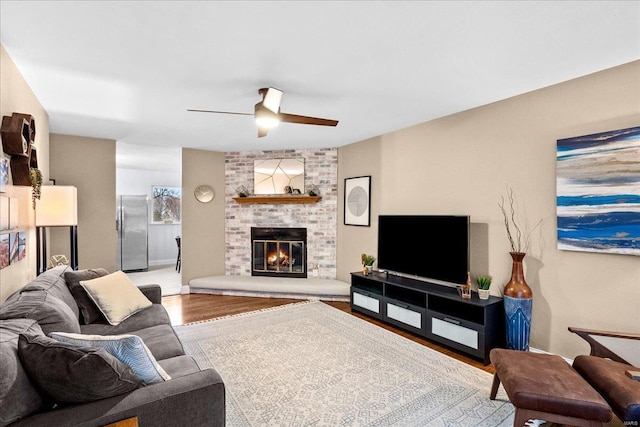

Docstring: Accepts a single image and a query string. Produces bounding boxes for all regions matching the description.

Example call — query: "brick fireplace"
[225,148,338,279]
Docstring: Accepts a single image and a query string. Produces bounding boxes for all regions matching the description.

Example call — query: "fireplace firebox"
[251,227,307,278]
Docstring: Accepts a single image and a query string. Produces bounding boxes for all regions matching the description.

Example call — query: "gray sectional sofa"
[0,266,225,426]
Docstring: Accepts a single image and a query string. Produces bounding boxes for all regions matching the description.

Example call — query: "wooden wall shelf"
[233,195,321,204]
[2,112,38,186]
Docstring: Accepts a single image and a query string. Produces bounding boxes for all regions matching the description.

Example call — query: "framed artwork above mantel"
[254,158,304,195]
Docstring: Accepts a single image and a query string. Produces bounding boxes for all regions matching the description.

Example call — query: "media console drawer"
[430,316,479,350]
[352,290,381,315]
[385,300,423,331]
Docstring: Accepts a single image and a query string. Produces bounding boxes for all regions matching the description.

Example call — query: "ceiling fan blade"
[187,109,253,116]
[259,87,283,114]
[189,88,338,138]
[279,113,338,127]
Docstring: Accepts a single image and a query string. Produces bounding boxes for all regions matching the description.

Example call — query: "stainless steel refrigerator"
[116,195,149,272]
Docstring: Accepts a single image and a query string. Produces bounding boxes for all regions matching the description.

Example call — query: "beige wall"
[0,45,50,302]
[49,134,116,272]
[181,148,226,285]
[337,60,640,359]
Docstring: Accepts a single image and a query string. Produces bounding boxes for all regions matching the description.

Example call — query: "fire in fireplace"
[251,227,307,278]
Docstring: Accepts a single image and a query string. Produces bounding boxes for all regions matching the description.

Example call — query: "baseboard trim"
[529,346,574,365]
[150,259,176,267]
[181,285,190,295]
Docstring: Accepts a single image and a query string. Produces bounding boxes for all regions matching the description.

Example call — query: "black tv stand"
[350,271,505,364]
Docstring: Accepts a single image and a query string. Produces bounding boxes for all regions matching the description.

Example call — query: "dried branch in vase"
[499,186,542,253]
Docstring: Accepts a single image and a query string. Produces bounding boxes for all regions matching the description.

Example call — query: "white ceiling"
[1,1,639,171]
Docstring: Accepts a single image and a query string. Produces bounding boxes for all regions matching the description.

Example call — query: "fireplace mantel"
[233,195,321,204]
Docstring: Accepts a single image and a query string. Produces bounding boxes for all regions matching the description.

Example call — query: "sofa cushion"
[132,324,186,361]
[21,266,79,321]
[158,355,202,378]
[50,332,171,385]
[80,271,152,326]
[18,334,142,404]
[64,268,109,324]
[0,319,49,427]
[78,322,186,361]
[79,303,171,335]
[0,290,81,335]
[573,355,640,422]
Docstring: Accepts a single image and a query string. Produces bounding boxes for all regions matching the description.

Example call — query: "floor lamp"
[35,186,78,275]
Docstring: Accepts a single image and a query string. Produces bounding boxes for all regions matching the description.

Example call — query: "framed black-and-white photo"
[344,176,371,226]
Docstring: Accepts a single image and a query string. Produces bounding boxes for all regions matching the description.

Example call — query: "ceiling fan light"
[255,105,281,129]
[255,116,280,129]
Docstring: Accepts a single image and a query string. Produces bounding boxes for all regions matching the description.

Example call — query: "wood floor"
[162,293,495,374]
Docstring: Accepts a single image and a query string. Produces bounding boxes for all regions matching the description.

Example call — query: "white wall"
[116,168,181,266]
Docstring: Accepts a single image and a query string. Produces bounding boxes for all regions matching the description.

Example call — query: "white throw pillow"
[80,271,152,326]
[49,332,171,385]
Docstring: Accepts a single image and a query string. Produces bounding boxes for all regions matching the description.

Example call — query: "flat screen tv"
[377,215,470,286]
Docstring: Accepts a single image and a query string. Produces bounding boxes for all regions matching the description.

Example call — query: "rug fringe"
[179,299,318,326]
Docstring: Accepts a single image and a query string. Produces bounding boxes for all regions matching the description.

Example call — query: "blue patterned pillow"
[49,332,171,385]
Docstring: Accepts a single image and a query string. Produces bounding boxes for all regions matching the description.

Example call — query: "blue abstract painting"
[557,126,640,256]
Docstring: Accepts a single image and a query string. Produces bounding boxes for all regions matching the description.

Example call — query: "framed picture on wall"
[0,197,18,232]
[0,197,8,232]
[557,125,640,256]
[0,157,8,193]
[151,186,181,224]
[344,176,371,226]
[9,231,26,263]
[9,198,18,230]
[0,233,9,269]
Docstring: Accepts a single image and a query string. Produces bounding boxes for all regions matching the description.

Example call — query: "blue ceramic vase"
[503,252,533,351]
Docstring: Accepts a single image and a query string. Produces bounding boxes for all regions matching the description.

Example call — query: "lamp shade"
[36,186,78,227]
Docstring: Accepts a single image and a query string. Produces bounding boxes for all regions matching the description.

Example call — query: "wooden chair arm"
[569,327,640,341]
[569,326,640,365]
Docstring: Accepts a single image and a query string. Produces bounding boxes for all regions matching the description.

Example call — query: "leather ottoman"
[489,348,612,427]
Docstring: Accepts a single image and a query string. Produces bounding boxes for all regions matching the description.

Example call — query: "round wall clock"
[194,184,215,203]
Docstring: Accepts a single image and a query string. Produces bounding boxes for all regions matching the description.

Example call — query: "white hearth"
[188,275,349,301]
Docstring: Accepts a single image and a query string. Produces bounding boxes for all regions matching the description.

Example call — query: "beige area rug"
[174,301,515,426]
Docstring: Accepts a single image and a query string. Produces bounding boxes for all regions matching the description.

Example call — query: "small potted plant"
[476,274,492,300]
[361,253,375,275]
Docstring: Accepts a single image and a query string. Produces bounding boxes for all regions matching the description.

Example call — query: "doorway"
[116,142,182,296]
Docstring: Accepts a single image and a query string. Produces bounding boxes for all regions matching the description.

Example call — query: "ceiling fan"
[188,87,339,138]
